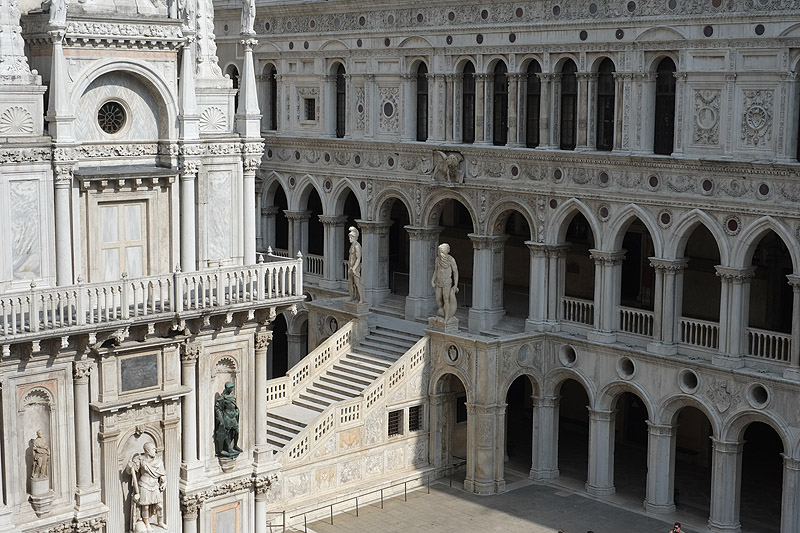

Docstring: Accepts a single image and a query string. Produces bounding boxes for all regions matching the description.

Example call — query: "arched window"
[525,61,541,148]
[493,62,508,146]
[596,58,615,151]
[267,65,277,130]
[560,60,577,150]
[416,63,428,142]
[226,65,240,111]
[335,64,346,138]
[462,62,475,144]
[654,57,676,155]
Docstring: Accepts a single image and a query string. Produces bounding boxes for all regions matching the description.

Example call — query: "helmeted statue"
[127,442,167,532]
[347,226,366,304]
[214,382,243,457]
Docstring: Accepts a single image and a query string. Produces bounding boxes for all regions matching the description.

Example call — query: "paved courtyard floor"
[292,471,704,533]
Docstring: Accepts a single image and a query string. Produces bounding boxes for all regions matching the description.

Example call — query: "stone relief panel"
[355,87,365,131]
[338,459,361,485]
[407,440,427,466]
[386,446,404,471]
[199,107,228,133]
[314,466,335,491]
[9,180,41,280]
[365,453,384,477]
[692,89,721,145]
[0,106,34,136]
[284,472,310,499]
[207,170,233,261]
[740,89,773,148]
[338,427,361,451]
[378,86,399,133]
[364,410,383,445]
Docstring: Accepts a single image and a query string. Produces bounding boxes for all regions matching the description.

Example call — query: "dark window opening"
[268,66,277,130]
[455,395,467,424]
[388,410,403,436]
[526,61,541,148]
[416,63,429,142]
[304,98,315,121]
[560,61,577,150]
[493,62,508,146]
[409,405,423,432]
[596,58,616,151]
[654,57,676,155]
[462,62,475,144]
[335,64,346,138]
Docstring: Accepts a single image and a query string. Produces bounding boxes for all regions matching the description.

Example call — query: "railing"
[305,254,324,276]
[270,248,290,258]
[0,255,303,340]
[265,320,355,409]
[341,260,349,280]
[747,327,791,362]
[562,296,594,326]
[619,306,654,337]
[679,317,719,350]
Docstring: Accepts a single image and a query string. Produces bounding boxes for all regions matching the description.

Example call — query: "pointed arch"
[732,216,799,271]
[546,198,601,245]
[422,190,479,229]
[373,188,415,223]
[260,171,289,206]
[485,199,537,240]
[605,204,663,257]
[293,175,323,211]
[666,209,729,264]
[328,178,365,216]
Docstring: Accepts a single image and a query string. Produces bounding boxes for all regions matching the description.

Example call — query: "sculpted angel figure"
[48,0,68,27]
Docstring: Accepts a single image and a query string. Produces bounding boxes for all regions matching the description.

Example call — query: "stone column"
[672,72,688,157]
[100,428,122,530]
[781,455,800,533]
[468,234,509,334]
[163,408,181,532]
[401,74,415,142]
[275,74,285,132]
[181,499,201,533]
[587,250,626,343]
[536,73,555,149]
[318,215,348,290]
[242,156,260,265]
[286,332,307,369]
[343,73,353,139]
[784,276,800,380]
[777,73,799,162]
[644,422,676,513]
[708,439,743,533]
[647,258,687,356]
[180,162,199,272]
[445,74,455,142]
[357,219,393,305]
[284,210,311,257]
[430,394,449,474]
[323,74,335,137]
[613,72,630,151]
[475,73,488,144]
[525,242,549,332]
[530,395,559,481]
[404,226,442,320]
[365,74,375,138]
[586,408,616,497]
[714,266,755,368]
[0,384,7,515]
[254,331,272,458]
[261,206,280,252]
[637,72,656,154]
[53,165,74,285]
[180,343,200,473]
[508,73,521,146]
[465,404,505,495]
[576,72,590,150]
[546,245,569,330]
[73,360,94,507]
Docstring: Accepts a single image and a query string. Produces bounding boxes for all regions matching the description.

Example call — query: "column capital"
[589,249,626,265]
[180,160,200,178]
[255,330,273,350]
[474,73,490,82]
[612,71,634,81]
[525,242,570,257]
[404,225,443,240]
[400,74,416,81]
[181,342,201,363]
[318,214,349,226]
[782,454,800,471]
[537,72,558,82]
[261,205,281,216]
[649,257,688,272]
[711,438,744,454]
[73,360,93,381]
[239,37,258,50]
[673,71,688,81]
[634,72,656,82]
[243,157,261,173]
[468,233,509,250]
[714,265,756,283]
[786,274,800,290]
[532,395,559,408]
[646,421,675,437]
[283,210,312,222]
[54,165,75,183]
[355,219,394,233]
[588,408,616,422]
[181,495,203,519]
[576,72,595,81]
[507,73,524,82]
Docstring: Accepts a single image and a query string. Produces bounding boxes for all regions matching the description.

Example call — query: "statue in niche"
[31,430,50,480]
[432,243,459,321]
[347,226,366,304]
[47,0,68,27]
[127,442,167,532]
[214,382,243,457]
[240,0,255,34]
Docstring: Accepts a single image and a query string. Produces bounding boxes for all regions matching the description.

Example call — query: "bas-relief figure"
[214,381,243,458]
[127,442,167,532]
[432,243,459,321]
[347,226,366,304]
[31,430,50,480]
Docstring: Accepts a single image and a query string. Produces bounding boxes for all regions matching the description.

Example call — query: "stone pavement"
[293,475,700,533]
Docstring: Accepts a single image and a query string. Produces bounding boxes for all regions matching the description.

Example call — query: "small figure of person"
[432,243,459,321]
[240,0,255,34]
[31,430,50,479]
[670,523,683,533]
[214,382,243,457]
[48,0,68,27]
[347,226,366,304]
[127,442,167,532]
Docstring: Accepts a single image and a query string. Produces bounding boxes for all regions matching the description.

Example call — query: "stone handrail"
[679,316,719,350]
[562,296,594,326]
[747,327,791,362]
[265,320,356,409]
[279,334,428,465]
[619,306,654,337]
[305,254,325,276]
[0,256,303,341]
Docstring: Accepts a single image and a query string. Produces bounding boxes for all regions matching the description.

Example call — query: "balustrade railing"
[562,296,594,326]
[306,254,324,276]
[679,317,719,350]
[619,306,654,337]
[0,255,303,340]
[747,327,791,362]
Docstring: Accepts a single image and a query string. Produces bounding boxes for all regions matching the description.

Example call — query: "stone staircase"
[265,320,422,451]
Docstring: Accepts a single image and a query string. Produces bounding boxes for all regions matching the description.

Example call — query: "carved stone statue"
[432,151,465,183]
[347,226,366,304]
[48,0,68,27]
[214,382,243,458]
[432,243,459,321]
[177,0,196,28]
[240,0,255,34]
[31,430,50,480]
[127,442,167,532]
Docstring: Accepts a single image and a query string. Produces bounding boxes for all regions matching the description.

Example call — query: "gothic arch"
[543,367,597,405]
[485,199,536,240]
[731,216,799,271]
[261,171,289,206]
[596,380,656,419]
[656,393,722,437]
[292,175,324,211]
[422,190,478,229]
[372,188,415,223]
[546,198,601,245]
[328,178,365,216]
[665,209,729,264]
[605,204,664,256]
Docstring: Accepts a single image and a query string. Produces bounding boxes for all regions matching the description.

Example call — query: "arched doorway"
[672,406,713,521]
[268,313,289,379]
[388,200,411,296]
[740,422,783,532]
[505,375,533,478]
[680,224,721,350]
[612,391,649,504]
[431,373,470,484]
[557,378,590,486]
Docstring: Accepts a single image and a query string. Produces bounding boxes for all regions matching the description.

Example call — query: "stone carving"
[693,89,720,145]
[200,107,227,132]
[178,0,196,27]
[355,87,365,131]
[347,227,366,304]
[0,0,32,77]
[10,180,41,280]
[214,382,243,457]
[432,243,459,321]
[32,430,50,480]
[240,0,256,34]
[127,442,167,532]
[0,106,33,135]
[705,377,741,413]
[741,89,773,147]
[431,151,465,183]
[48,0,68,26]
[207,170,232,260]
[378,86,399,133]
[196,0,223,78]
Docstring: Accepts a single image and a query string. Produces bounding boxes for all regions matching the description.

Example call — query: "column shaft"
[586,408,616,496]
[180,166,198,272]
[714,266,755,367]
[708,439,743,533]
[74,362,93,493]
[785,277,800,379]
[255,331,271,452]
[54,169,74,285]
[319,215,348,289]
[357,219,393,305]
[445,75,454,142]
[243,162,258,265]
[781,456,800,533]
[530,395,559,481]
[576,73,590,150]
[525,243,548,332]
[645,423,676,513]
[468,234,508,334]
[404,226,442,320]
[537,74,553,148]
[508,73,520,146]
[181,344,200,464]
[402,74,415,141]
[588,250,625,343]
[475,74,487,144]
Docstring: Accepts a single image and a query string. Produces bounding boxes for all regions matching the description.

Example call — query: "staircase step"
[331,363,381,382]
[266,425,298,443]
[371,326,421,344]
[265,415,306,435]
[351,346,401,362]
[306,386,352,403]
[359,340,409,356]
[346,352,395,368]
[322,370,371,388]
[339,356,392,374]
[267,437,289,448]
[294,398,327,413]
[313,380,360,398]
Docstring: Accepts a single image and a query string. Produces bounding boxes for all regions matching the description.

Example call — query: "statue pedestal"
[428,316,459,333]
[343,300,369,314]
[29,478,54,517]
[218,455,239,472]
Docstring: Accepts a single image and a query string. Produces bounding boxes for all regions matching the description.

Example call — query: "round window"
[97,101,126,135]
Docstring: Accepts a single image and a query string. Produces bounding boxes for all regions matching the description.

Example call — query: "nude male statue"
[347,226,366,304]
[432,243,459,321]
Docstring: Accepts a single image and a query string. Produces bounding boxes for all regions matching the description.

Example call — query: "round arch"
[429,368,473,405]
[588,54,619,73]
[517,55,544,73]
[453,56,478,74]
[546,198,601,245]
[645,52,681,73]
[723,410,792,452]
[731,216,799,271]
[665,209,730,264]
[484,56,509,75]
[596,380,656,419]
[656,393,722,437]
[552,54,580,73]
[605,204,664,257]
[500,369,543,401]
[543,367,597,406]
